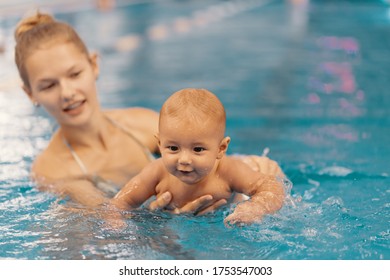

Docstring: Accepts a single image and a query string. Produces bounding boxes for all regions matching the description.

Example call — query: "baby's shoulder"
[217,155,261,183]
[218,156,243,173]
[141,158,167,178]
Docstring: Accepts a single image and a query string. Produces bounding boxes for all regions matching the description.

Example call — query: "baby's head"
[14,12,90,90]
[159,88,226,140]
[158,88,230,184]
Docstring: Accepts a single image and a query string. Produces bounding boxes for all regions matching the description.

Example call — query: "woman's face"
[23,42,100,128]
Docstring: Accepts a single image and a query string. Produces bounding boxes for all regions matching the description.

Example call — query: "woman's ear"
[22,84,37,105]
[89,52,100,79]
[217,136,230,159]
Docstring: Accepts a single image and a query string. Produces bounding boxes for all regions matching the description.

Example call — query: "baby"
[111,88,285,225]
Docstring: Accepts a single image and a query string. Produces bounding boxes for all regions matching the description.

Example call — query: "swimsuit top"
[62,115,155,197]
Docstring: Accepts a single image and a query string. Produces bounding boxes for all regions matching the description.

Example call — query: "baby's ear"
[155,134,164,154]
[155,134,161,146]
[217,137,231,159]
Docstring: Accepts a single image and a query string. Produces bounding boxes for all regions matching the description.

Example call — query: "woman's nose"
[60,80,75,100]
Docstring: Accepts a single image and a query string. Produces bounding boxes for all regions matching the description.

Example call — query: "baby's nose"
[178,151,191,165]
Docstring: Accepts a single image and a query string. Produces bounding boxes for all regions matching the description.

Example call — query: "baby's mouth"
[178,169,193,175]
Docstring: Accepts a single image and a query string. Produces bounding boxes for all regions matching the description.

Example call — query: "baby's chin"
[175,171,204,185]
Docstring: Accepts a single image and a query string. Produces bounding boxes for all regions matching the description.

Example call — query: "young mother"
[14,12,283,213]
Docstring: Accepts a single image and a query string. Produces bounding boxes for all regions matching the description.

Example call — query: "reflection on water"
[1,169,388,260]
[1,0,389,259]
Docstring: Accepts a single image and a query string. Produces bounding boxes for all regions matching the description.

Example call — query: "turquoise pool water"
[0,0,389,259]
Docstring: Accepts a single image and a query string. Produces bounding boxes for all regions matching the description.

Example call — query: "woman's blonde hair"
[14,12,90,89]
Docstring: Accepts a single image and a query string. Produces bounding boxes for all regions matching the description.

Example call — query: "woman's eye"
[168,146,178,151]
[194,147,205,153]
[70,71,81,78]
[40,83,55,91]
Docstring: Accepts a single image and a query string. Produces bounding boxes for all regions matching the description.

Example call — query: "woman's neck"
[59,111,111,150]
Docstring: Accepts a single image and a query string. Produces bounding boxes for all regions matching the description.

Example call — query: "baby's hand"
[104,215,127,230]
[224,201,265,227]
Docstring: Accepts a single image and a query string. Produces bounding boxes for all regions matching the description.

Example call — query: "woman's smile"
[63,99,86,115]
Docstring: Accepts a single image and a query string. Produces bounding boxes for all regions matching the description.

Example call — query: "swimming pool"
[0,0,389,260]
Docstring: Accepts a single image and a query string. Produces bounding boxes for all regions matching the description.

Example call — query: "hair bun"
[14,12,55,41]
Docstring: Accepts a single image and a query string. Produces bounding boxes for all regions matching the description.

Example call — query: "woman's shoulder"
[105,107,158,131]
[105,107,158,119]
[104,107,159,152]
[31,133,73,180]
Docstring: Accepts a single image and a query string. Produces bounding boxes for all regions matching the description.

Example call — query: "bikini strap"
[104,115,155,162]
[62,114,155,176]
[62,135,122,196]
[62,136,89,175]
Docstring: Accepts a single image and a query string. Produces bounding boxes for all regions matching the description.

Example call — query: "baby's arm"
[111,159,164,210]
[223,157,285,226]
[102,160,164,229]
[233,155,284,177]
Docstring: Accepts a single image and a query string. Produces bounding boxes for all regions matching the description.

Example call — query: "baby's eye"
[167,146,179,152]
[193,147,205,153]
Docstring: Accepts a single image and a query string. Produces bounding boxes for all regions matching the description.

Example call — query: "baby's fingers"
[224,211,262,227]
[148,192,172,211]
[224,213,244,227]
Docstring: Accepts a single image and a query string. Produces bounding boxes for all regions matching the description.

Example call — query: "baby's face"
[158,117,225,185]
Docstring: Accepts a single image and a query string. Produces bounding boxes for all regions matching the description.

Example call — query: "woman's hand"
[148,192,227,216]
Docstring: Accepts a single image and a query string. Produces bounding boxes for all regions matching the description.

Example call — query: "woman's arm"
[31,152,110,207]
[34,175,108,207]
